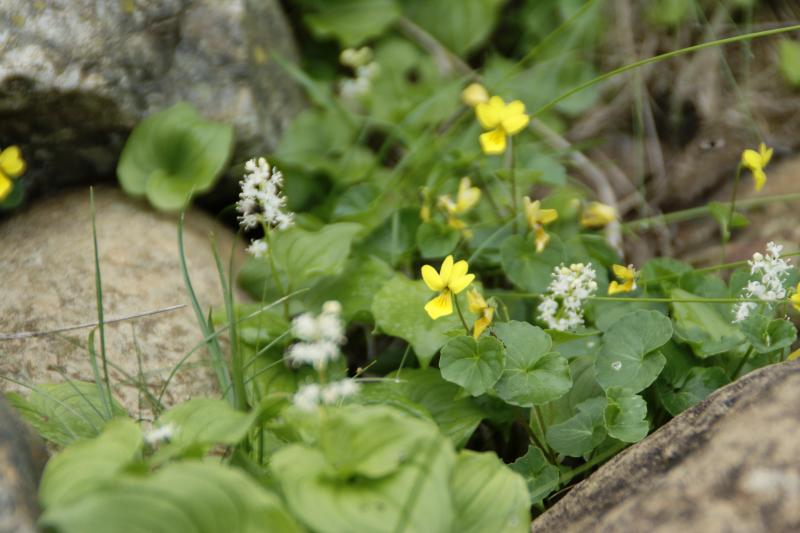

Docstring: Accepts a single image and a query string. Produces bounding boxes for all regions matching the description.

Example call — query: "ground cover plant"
[5,1,800,531]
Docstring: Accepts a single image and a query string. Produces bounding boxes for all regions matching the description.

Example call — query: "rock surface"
[0,0,304,197]
[532,360,800,533]
[0,396,47,533]
[0,186,247,417]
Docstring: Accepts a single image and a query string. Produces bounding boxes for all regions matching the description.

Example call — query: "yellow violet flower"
[791,283,800,312]
[523,196,558,252]
[475,96,530,155]
[421,255,475,320]
[608,264,638,295]
[0,146,26,202]
[438,177,481,216]
[581,201,617,228]
[741,142,773,192]
[467,289,494,339]
[461,83,489,107]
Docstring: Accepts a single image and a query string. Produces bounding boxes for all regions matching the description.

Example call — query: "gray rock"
[0,396,47,533]
[0,186,248,418]
[0,0,304,198]
[532,360,800,533]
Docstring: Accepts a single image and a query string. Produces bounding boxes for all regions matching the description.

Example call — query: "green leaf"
[371,274,466,367]
[780,39,800,88]
[603,388,649,443]
[273,222,363,285]
[450,451,531,533]
[493,321,571,406]
[356,208,421,266]
[654,366,729,416]
[303,0,401,47]
[271,405,455,533]
[595,310,672,393]
[416,221,460,259]
[275,108,355,174]
[708,201,749,240]
[305,255,394,322]
[671,288,745,357]
[158,398,261,448]
[40,461,302,533]
[500,234,567,293]
[509,446,560,505]
[440,335,505,396]
[6,381,127,446]
[39,419,142,509]
[117,103,233,211]
[402,0,505,56]
[546,397,607,457]
[739,315,797,354]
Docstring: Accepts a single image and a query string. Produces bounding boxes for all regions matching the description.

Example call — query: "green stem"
[486,291,780,305]
[508,137,518,234]
[532,24,800,119]
[723,164,744,260]
[531,406,556,462]
[623,192,800,232]
[262,228,289,320]
[732,346,756,381]
[453,295,471,335]
[559,441,627,487]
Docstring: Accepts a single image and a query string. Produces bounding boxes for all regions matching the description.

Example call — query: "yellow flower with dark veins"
[580,201,617,228]
[421,255,475,320]
[608,264,638,295]
[791,283,800,312]
[461,83,489,108]
[475,96,530,155]
[741,142,773,192]
[523,196,558,252]
[0,146,26,201]
[467,289,494,339]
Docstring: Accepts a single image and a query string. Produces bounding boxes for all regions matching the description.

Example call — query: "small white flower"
[733,242,793,322]
[144,423,176,446]
[293,383,322,412]
[246,239,268,258]
[237,157,294,234]
[286,302,346,369]
[294,379,360,411]
[537,263,598,331]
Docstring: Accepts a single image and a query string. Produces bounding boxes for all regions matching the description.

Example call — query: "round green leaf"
[545,397,607,457]
[603,388,649,443]
[416,221,460,259]
[509,446,560,505]
[670,288,744,357]
[500,235,567,293]
[595,310,672,393]
[493,321,571,406]
[440,335,505,396]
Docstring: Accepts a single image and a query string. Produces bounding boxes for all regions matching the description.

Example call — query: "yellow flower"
[467,289,494,339]
[791,283,800,312]
[421,255,475,320]
[461,83,489,107]
[608,264,638,295]
[0,145,25,202]
[523,196,558,252]
[475,96,530,155]
[438,177,480,239]
[741,142,773,192]
[580,201,617,228]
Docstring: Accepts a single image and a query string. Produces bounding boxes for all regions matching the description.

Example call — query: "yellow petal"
[534,226,550,253]
[421,264,444,291]
[475,96,505,129]
[608,280,624,295]
[456,177,480,213]
[753,169,766,192]
[447,216,466,231]
[449,273,475,295]
[791,286,800,312]
[451,259,469,280]
[420,203,431,222]
[467,288,486,313]
[741,149,762,171]
[580,202,617,228]
[759,143,773,166]
[0,146,25,178]
[539,208,558,225]
[501,113,530,136]
[461,83,489,107]
[612,264,632,280]
[425,291,453,320]
[472,310,493,339]
[524,198,540,228]
[505,100,526,117]
[439,255,454,286]
[479,128,507,155]
[0,174,12,201]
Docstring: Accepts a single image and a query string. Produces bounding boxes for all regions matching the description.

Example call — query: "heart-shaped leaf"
[440,335,505,396]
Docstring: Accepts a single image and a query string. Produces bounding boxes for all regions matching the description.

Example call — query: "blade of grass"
[89,188,114,417]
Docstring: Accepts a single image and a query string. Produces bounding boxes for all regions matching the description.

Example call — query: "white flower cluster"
[293,379,360,411]
[236,157,294,257]
[733,242,793,323]
[537,263,598,331]
[338,47,380,101]
[286,301,346,369]
[144,423,176,446]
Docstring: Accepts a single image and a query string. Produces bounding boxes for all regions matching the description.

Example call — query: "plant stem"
[731,346,755,380]
[508,137,518,234]
[486,291,778,305]
[559,441,627,487]
[530,406,556,462]
[262,228,289,320]
[453,295,471,335]
[722,163,744,260]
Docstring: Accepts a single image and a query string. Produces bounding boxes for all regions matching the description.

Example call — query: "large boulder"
[0,0,304,198]
[0,186,247,416]
[0,396,47,533]
[532,360,800,532]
